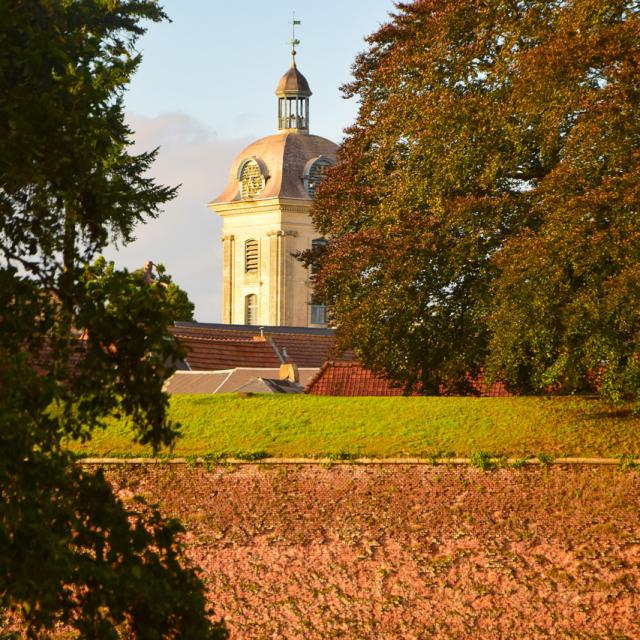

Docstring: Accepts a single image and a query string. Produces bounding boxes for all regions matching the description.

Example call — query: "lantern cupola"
[276,22,311,133]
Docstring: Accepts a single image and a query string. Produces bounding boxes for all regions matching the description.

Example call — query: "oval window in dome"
[304,157,333,198]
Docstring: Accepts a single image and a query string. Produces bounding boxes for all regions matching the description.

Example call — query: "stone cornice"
[266,229,299,238]
[210,197,313,217]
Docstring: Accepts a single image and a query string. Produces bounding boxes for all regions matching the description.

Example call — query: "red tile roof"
[173,334,282,371]
[170,323,348,370]
[305,361,515,397]
[172,324,513,397]
[270,333,348,368]
[305,362,407,396]
[445,375,514,398]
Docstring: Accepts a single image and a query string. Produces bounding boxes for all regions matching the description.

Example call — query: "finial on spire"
[289,13,301,64]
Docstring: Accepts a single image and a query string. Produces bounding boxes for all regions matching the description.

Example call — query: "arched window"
[303,157,333,198]
[244,239,259,273]
[245,294,257,325]
[239,159,265,199]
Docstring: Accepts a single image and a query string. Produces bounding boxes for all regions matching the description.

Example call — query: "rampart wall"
[107,464,640,639]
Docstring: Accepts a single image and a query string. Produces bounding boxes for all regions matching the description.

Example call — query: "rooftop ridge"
[174,321,335,337]
[303,360,330,394]
[173,334,257,344]
[171,367,318,374]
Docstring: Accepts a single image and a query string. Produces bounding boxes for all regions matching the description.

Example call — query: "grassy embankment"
[66,394,640,459]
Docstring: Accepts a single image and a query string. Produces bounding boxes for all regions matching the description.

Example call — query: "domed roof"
[211,132,337,205]
[275,63,312,97]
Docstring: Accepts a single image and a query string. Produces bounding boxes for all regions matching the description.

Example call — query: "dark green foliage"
[537,452,554,467]
[231,450,271,462]
[469,451,495,471]
[0,1,225,637]
[326,451,359,462]
[310,0,640,402]
[152,262,196,321]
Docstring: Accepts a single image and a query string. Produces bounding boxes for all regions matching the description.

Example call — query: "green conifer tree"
[0,2,226,636]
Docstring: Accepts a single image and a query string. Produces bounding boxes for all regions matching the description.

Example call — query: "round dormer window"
[303,157,333,198]
[239,159,265,199]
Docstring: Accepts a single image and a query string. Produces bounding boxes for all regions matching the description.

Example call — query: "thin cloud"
[104,111,252,322]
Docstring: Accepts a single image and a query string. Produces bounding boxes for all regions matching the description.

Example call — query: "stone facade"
[216,197,318,326]
[209,60,337,327]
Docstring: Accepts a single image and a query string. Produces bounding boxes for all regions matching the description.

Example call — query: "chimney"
[279,362,299,383]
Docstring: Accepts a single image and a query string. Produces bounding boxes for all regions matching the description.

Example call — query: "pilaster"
[222,234,235,323]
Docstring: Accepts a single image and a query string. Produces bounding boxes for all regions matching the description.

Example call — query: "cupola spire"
[290,13,301,64]
[276,15,311,133]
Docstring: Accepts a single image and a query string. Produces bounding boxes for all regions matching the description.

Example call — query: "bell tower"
[208,24,337,327]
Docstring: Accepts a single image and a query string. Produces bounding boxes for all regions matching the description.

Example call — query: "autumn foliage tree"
[0,1,226,637]
[311,0,640,399]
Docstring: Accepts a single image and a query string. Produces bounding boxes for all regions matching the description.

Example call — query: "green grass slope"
[67,395,640,459]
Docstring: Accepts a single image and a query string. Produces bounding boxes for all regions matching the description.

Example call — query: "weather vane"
[289,12,301,61]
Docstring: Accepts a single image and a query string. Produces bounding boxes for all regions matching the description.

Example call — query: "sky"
[104,0,396,322]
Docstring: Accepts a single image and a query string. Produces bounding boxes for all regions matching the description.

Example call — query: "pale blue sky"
[107,0,396,321]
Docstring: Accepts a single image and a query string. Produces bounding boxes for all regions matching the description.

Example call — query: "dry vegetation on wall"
[107,464,640,639]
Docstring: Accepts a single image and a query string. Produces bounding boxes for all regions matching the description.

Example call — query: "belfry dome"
[276,63,312,97]
[211,131,338,204]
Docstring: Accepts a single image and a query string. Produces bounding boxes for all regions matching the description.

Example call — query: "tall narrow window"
[310,304,328,326]
[309,239,328,325]
[245,239,259,273]
[310,237,327,275]
[245,294,257,325]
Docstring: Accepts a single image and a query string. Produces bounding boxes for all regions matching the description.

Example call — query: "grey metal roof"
[275,63,312,97]
[164,368,318,394]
